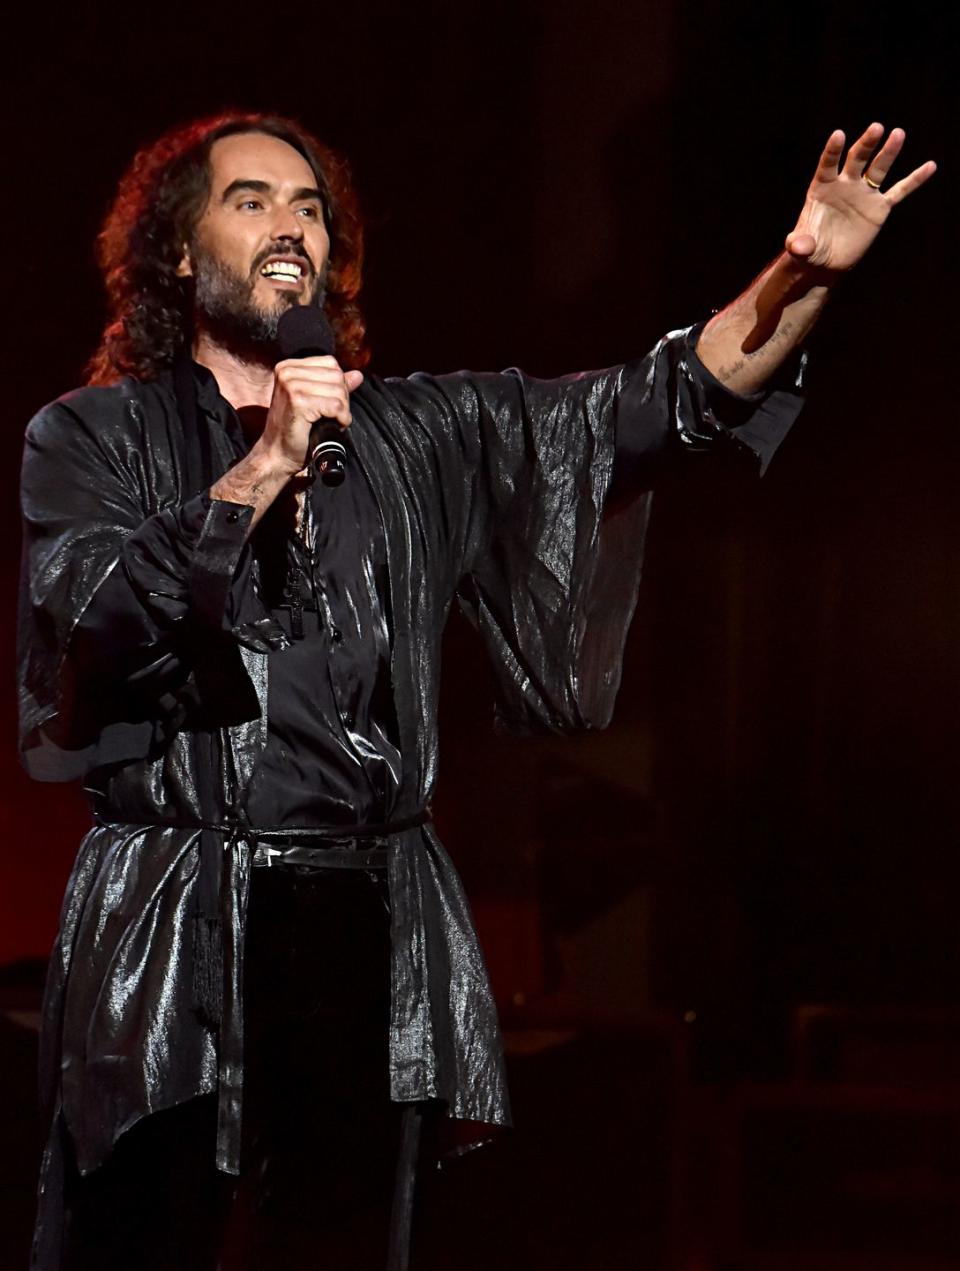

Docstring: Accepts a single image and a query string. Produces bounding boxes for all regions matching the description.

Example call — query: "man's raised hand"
[784,123,936,273]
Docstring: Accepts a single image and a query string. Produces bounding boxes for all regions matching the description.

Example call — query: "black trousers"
[62,865,405,1271]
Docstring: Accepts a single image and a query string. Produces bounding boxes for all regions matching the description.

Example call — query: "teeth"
[261,261,303,278]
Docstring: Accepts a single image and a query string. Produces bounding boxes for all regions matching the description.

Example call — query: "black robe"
[18,326,803,1263]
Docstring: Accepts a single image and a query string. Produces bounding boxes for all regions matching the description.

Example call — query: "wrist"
[248,429,310,478]
[210,446,292,510]
[779,250,840,291]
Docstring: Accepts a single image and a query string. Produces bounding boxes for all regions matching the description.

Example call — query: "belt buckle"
[252,843,283,867]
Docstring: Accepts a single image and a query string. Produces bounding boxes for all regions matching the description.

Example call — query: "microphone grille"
[277,306,335,360]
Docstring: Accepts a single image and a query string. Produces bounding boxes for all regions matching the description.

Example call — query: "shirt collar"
[177,359,249,455]
[189,360,229,419]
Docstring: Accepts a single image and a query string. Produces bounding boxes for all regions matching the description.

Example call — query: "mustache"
[251,241,316,278]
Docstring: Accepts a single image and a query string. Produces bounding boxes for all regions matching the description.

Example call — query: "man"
[18,113,933,1270]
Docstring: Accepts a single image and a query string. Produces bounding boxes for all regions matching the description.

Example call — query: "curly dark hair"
[87,112,368,384]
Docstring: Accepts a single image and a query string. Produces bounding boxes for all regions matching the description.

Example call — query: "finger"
[344,370,365,392]
[299,395,352,426]
[314,388,352,417]
[282,387,348,421]
[814,129,845,180]
[298,404,356,434]
[321,399,353,427]
[275,355,341,374]
[275,363,340,394]
[278,370,350,393]
[885,159,938,206]
[296,354,341,369]
[276,370,351,398]
[842,121,884,177]
[862,126,905,187]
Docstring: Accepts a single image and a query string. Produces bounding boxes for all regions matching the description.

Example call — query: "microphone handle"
[308,420,347,487]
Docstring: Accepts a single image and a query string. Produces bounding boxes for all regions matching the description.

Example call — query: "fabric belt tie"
[252,842,389,869]
[244,819,429,870]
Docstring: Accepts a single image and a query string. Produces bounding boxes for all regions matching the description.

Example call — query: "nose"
[269,205,303,242]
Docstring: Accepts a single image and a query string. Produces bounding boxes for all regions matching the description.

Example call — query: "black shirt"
[242,467,402,828]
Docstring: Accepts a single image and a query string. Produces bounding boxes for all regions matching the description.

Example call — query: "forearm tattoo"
[715,319,795,383]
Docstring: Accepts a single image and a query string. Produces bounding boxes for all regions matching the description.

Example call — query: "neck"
[192,330,276,410]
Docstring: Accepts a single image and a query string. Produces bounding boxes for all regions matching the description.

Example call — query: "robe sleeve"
[449,325,804,733]
[18,391,253,781]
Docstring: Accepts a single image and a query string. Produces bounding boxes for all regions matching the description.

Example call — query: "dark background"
[2,1,957,1266]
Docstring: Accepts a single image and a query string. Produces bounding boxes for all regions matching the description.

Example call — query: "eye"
[238,198,264,211]
[296,205,321,220]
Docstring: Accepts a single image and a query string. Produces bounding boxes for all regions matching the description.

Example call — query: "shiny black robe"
[18,326,803,1263]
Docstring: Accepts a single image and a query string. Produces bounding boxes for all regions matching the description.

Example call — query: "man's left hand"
[785,123,936,273]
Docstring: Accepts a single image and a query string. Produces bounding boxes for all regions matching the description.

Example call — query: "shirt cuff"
[682,325,806,475]
[189,497,254,629]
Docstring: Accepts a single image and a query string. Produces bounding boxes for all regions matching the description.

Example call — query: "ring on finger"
[862,173,882,191]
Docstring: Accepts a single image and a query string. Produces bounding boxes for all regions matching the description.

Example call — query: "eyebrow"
[220,178,326,205]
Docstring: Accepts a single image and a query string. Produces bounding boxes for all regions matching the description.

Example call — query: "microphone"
[276,306,347,487]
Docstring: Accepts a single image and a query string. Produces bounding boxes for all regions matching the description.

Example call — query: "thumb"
[345,369,365,392]
[786,231,816,258]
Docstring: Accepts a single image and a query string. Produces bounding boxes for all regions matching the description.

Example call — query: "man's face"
[178,131,332,348]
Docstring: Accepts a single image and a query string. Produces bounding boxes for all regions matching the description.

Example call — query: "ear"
[175,245,193,279]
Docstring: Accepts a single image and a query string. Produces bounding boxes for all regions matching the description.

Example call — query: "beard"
[190,244,325,360]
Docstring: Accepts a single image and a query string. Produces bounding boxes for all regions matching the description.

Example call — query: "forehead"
[207,131,317,194]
